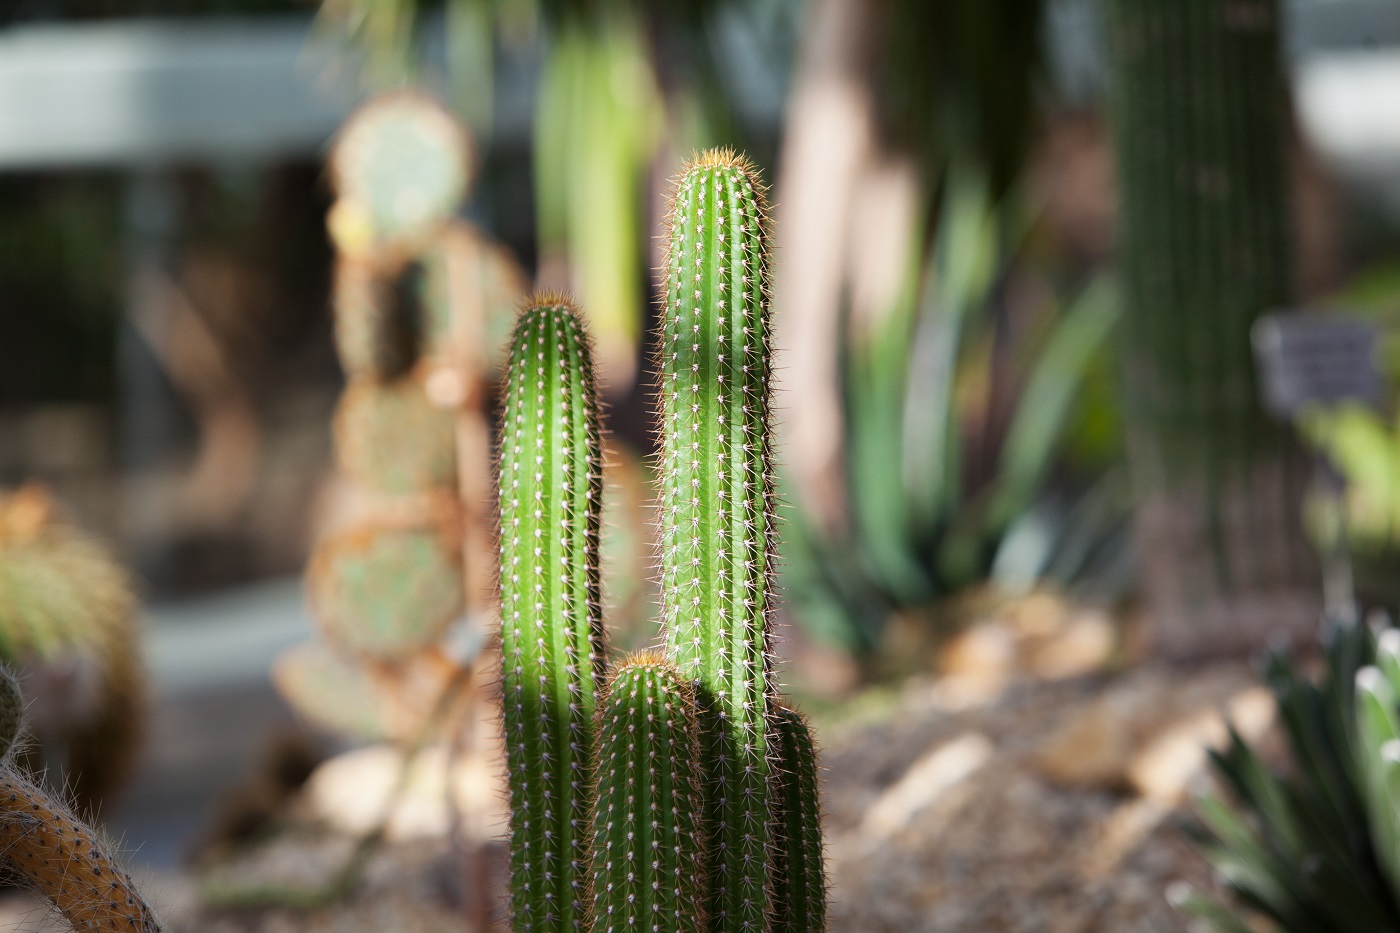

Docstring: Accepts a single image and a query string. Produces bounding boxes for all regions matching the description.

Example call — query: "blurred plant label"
[1252,312,1381,418]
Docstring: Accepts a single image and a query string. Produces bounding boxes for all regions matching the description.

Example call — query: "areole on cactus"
[494,150,826,933]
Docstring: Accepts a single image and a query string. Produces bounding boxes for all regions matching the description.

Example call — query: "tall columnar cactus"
[768,706,827,933]
[658,149,776,932]
[498,297,608,931]
[0,665,162,933]
[592,654,705,933]
[496,151,826,933]
[1102,0,1317,656]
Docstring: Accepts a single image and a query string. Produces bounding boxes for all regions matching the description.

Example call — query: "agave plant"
[1180,616,1400,930]
[781,172,1128,659]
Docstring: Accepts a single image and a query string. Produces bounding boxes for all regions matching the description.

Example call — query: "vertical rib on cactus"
[768,705,827,933]
[659,148,775,933]
[498,295,606,931]
[592,653,705,933]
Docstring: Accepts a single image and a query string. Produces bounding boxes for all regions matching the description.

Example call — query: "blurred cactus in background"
[496,152,828,933]
[0,484,146,816]
[276,92,526,750]
[316,0,783,395]
[1102,0,1318,657]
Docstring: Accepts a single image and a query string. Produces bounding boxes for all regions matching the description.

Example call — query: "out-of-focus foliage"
[782,172,1128,658]
[1177,616,1400,931]
[316,0,785,390]
[878,0,1042,191]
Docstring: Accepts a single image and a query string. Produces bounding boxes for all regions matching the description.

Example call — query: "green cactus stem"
[768,705,827,933]
[592,653,705,933]
[498,295,607,932]
[659,148,775,933]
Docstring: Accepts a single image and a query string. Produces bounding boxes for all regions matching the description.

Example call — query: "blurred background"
[4,0,1400,929]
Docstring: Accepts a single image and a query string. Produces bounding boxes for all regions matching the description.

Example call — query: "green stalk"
[659,149,775,933]
[498,295,607,931]
[593,654,705,933]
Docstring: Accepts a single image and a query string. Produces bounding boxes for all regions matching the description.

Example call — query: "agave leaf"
[986,274,1119,532]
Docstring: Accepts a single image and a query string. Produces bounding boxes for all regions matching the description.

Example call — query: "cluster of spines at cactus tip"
[768,706,828,933]
[498,295,607,932]
[592,654,705,933]
[658,148,777,933]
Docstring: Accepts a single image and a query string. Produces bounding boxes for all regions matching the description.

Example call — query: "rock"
[1033,700,1135,790]
[301,743,505,842]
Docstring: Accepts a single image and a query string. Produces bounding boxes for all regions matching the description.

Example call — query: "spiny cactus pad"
[0,768,160,931]
[593,655,705,933]
[308,524,462,661]
[498,297,606,932]
[334,378,458,496]
[659,149,775,932]
[272,641,392,741]
[768,706,828,933]
[330,92,472,254]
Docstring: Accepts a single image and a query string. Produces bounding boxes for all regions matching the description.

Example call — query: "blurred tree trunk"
[1102,0,1320,657]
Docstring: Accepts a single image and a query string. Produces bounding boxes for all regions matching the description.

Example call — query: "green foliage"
[496,151,825,933]
[498,298,607,932]
[782,175,1127,657]
[1183,617,1400,930]
[592,655,705,933]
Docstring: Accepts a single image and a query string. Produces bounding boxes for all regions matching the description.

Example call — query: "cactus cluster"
[275,91,527,744]
[0,664,161,932]
[496,150,827,932]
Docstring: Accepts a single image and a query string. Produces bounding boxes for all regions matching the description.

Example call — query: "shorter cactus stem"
[769,705,828,933]
[593,654,706,933]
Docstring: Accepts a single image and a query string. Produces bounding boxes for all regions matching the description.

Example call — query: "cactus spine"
[768,706,827,933]
[659,149,775,932]
[592,654,705,933]
[499,297,607,931]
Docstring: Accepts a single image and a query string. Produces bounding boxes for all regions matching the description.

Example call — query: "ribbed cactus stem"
[498,296,607,931]
[659,148,775,933]
[768,705,827,933]
[0,769,161,932]
[592,654,705,933]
